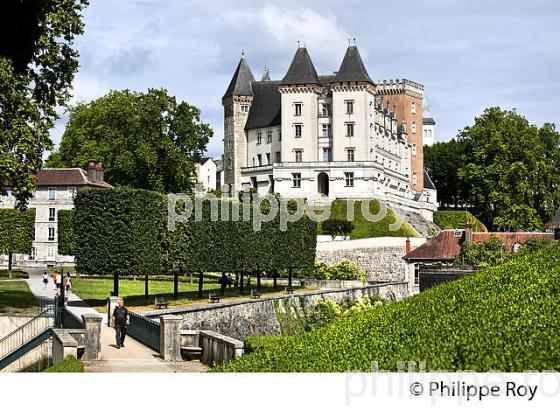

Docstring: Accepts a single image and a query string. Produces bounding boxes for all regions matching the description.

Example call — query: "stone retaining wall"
[145,282,408,341]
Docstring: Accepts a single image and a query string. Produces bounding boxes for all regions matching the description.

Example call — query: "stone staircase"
[391,206,441,238]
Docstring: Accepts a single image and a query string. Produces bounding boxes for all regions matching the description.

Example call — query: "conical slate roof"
[280,47,321,86]
[331,45,374,84]
[223,58,255,98]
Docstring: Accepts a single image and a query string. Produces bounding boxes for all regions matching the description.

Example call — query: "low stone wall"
[316,237,426,282]
[145,282,408,341]
[199,330,244,366]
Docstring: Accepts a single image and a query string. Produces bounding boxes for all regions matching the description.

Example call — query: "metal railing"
[0,305,55,362]
[127,311,160,352]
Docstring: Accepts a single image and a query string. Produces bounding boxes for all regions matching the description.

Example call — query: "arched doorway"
[317,172,329,197]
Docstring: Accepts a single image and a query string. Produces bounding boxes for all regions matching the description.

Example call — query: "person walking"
[53,271,58,291]
[65,272,72,294]
[55,271,63,296]
[111,299,130,349]
[42,272,49,290]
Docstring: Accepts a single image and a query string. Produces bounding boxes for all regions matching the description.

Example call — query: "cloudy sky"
[51,0,560,158]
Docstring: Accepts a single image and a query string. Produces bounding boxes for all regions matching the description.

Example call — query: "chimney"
[95,162,104,183]
[405,237,411,256]
[86,161,97,182]
[465,216,473,242]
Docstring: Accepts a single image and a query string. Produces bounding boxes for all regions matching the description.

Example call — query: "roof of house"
[279,47,321,86]
[37,168,112,188]
[424,169,436,190]
[404,230,554,262]
[330,45,374,85]
[223,58,255,99]
[245,80,282,130]
[423,117,436,125]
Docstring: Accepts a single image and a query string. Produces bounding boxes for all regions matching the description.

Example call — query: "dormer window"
[240,104,249,113]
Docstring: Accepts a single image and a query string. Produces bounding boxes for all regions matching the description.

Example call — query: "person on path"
[55,271,63,296]
[65,272,72,294]
[53,271,58,291]
[42,272,49,290]
[111,299,130,349]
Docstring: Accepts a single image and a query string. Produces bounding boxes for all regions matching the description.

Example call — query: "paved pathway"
[84,326,206,372]
[25,268,106,324]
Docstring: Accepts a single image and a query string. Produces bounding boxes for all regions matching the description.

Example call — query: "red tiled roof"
[36,168,112,188]
[404,230,554,262]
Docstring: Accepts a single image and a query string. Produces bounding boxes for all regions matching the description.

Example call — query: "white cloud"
[70,74,108,104]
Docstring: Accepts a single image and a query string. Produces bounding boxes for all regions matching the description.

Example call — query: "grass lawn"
[0,270,29,280]
[316,199,419,239]
[0,280,39,313]
[71,276,310,313]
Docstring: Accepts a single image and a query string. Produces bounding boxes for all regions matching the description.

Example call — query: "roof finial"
[297,40,300,48]
[241,49,245,57]
[353,38,356,46]
[348,38,351,46]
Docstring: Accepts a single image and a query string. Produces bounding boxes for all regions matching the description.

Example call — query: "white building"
[0,163,112,268]
[423,114,436,146]
[222,45,437,219]
[195,157,218,191]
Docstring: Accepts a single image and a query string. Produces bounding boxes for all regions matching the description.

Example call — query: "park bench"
[250,290,262,299]
[285,286,294,294]
[154,297,169,309]
[209,293,221,303]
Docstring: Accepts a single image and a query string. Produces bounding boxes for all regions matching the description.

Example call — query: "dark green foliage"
[43,355,84,373]
[57,209,76,256]
[74,188,167,276]
[47,88,212,194]
[433,211,487,232]
[217,245,560,372]
[454,235,507,267]
[321,218,354,239]
[517,237,555,255]
[0,208,35,255]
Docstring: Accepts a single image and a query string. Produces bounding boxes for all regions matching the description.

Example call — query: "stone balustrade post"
[51,329,78,365]
[82,314,102,360]
[159,315,183,361]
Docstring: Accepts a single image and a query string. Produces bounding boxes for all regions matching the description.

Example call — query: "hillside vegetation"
[433,211,487,232]
[317,199,418,239]
[217,244,560,372]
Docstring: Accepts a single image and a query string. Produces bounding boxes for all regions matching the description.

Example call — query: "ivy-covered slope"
[217,244,560,372]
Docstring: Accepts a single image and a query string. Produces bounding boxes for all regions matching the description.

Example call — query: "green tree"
[424,139,466,209]
[0,209,36,277]
[47,89,212,193]
[0,0,88,207]
[458,108,560,230]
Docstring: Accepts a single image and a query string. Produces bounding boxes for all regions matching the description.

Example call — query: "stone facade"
[144,282,408,341]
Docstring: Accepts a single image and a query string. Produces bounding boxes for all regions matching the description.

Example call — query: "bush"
[0,208,35,257]
[216,244,560,372]
[305,299,342,330]
[434,211,487,232]
[517,237,555,255]
[327,259,367,280]
[43,355,84,373]
[322,218,354,240]
[57,209,76,256]
[454,235,507,267]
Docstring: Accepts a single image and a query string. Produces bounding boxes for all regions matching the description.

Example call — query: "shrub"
[322,218,354,240]
[217,244,560,372]
[43,355,84,372]
[434,211,487,232]
[57,209,76,256]
[0,209,35,276]
[454,235,508,267]
[327,259,367,280]
[305,299,342,330]
[517,237,555,255]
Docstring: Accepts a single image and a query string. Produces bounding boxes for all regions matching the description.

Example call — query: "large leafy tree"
[458,107,560,230]
[424,139,466,209]
[0,0,89,207]
[47,89,212,193]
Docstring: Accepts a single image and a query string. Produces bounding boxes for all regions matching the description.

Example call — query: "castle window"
[345,101,354,115]
[292,173,301,188]
[323,148,331,162]
[424,129,428,138]
[346,149,355,162]
[411,121,417,134]
[294,124,302,138]
[294,150,303,163]
[346,123,354,137]
[344,172,354,187]
[321,103,331,116]
[412,143,417,156]
[241,104,249,113]
[49,208,56,222]
[266,153,271,164]
[322,124,332,137]
[411,101,416,114]
[48,227,55,241]
[48,187,56,200]
[266,130,272,143]
[257,154,263,166]
[257,131,262,144]
[412,172,417,185]
[252,157,255,166]
[294,103,302,116]
[278,130,282,141]
[275,151,281,163]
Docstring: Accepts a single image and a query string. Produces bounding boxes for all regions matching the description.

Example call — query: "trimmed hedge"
[433,211,487,232]
[0,208,35,256]
[57,209,76,256]
[217,244,560,372]
[43,355,84,372]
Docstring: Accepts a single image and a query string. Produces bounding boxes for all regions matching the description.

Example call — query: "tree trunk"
[144,272,149,300]
[173,271,179,300]
[256,270,261,291]
[220,272,226,296]
[197,271,204,299]
[240,272,244,295]
[288,267,292,288]
[113,272,119,296]
[273,270,277,289]
[7,253,12,279]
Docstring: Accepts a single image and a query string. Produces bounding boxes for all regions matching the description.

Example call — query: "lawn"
[71,276,309,312]
[316,199,419,239]
[0,280,39,313]
[0,270,29,280]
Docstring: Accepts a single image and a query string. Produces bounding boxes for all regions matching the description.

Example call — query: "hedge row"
[57,209,76,256]
[433,211,487,232]
[71,188,316,276]
[0,209,35,256]
[216,244,560,372]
